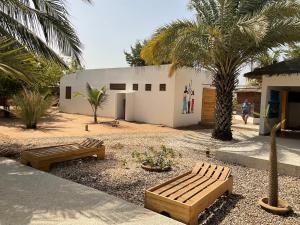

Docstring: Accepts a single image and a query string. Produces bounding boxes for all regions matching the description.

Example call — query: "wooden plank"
[191,162,204,174]
[211,166,224,180]
[219,167,231,181]
[198,163,210,176]
[160,175,205,197]
[176,178,217,203]
[153,173,197,194]
[147,172,191,192]
[186,181,227,205]
[168,176,210,200]
[204,165,217,178]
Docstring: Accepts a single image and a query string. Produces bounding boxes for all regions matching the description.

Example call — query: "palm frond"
[0,0,91,65]
[0,36,40,82]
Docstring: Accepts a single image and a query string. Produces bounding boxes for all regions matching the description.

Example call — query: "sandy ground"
[0,109,176,139]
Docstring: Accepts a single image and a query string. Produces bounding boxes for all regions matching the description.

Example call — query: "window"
[145,84,152,91]
[160,84,166,91]
[110,83,126,90]
[65,86,72,99]
[133,83,138,91]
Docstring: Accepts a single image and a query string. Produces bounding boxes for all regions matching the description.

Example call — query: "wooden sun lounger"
[20,138,105,172]
[144,162,233,225]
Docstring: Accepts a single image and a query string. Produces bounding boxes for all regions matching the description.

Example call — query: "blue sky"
[68,0,247,84]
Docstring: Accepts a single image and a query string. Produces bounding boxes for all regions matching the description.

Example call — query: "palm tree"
[0,0,91,66]
[0,36,40,82]
[141,0,300,140]
[75,83,107,123]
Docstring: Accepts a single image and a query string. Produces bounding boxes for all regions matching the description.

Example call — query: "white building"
[245,58,300,135]
[60,65,213,128]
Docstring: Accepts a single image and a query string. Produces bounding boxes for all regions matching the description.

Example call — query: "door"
[201,88,216,123]
[116,93,126,120]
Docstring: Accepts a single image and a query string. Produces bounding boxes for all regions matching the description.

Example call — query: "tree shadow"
[198,193,243,225]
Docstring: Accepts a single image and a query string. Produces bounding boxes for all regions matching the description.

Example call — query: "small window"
[110,83,126,90]
[133,83,138,91]
[65,86,72,99]
[160,84,166,91]
[145,84,152,91]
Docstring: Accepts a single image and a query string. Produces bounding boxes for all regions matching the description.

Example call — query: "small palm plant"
[75,83,107,123]
[13,89,53,129]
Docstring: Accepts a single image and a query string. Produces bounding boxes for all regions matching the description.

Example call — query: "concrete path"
[216,136,300,177]
[0,158,183,225]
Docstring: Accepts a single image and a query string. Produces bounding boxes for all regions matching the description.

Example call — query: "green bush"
[132,145,181,170]
[13,89,53,129]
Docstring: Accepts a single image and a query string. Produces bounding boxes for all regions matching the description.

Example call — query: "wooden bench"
[145,162,233,225]
[21,138,105,172]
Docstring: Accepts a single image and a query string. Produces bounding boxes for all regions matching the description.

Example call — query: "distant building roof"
[235,86,261,93]
[244,57,300,78]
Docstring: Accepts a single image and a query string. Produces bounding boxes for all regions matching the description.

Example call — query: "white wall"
[260,74,300,134]
[60,65,212,127]
[60,65,176,126]
[173,68,212,127]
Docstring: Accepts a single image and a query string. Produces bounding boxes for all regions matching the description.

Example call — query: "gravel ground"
[1,130,299,225]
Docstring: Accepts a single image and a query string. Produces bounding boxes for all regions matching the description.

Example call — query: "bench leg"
[31,162,50,172]
[188,214,199,225]
[227,176,233,195]
[20,158,29,165]
[97,147,105,160]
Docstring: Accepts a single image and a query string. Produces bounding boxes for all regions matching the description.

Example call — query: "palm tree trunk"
[268,125,279,207]
[93,107,98,124]
[212,73,235,141]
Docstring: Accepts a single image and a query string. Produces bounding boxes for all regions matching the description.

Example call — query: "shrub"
[13,89,53,129]
[132,145,181,170]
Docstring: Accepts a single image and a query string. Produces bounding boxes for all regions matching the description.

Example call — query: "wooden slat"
[204,165,217,178]
[186,180,224,205]
[148,172,190,192]
[153,173,197,194]
[191,162,204,174]
[160,175,204,197]
[198,163,210,176]
[219,167,231,181]
[177,179,217,203]
[168,176,210,200]
[211,166,224,180]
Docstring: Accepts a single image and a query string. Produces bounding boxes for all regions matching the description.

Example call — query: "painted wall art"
[182,80,195,114]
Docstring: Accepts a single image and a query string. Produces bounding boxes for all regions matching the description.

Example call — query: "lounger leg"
[97,147,105,160]
[20,158,28,165]
[227,176,233,194]
[32,162,50,172]
[189,214,199,225]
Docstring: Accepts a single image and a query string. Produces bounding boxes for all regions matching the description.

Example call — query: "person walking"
[242,99,251,124]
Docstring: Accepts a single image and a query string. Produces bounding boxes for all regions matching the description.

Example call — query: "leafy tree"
[141,0,300,140]
[124,41,148,67]
[65,57,85,74]
[256,50,282,68]
[284,43,300,59]
[36,59,64,90]
[75,83,107,123]
[0,0,91,66]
